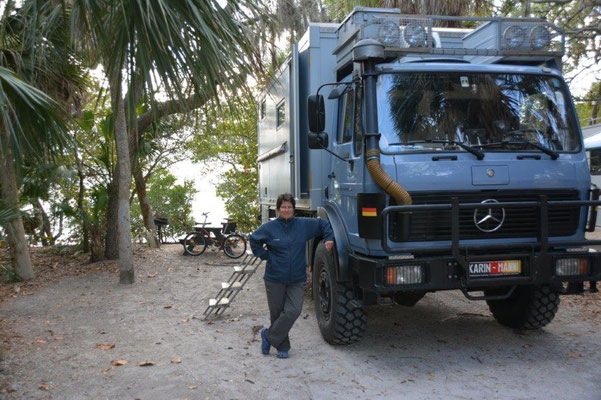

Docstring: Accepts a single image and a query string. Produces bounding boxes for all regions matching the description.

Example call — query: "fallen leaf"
[53,336,63,341]
[171,358,182,364]
[166,267,173,272]
[337,368,343,374]
[111,360,128,366]
[44,320,51,326]
[429,372,435,377]
[137,361,157,366]
[96,343,115,350]
[147,273,158,278]
[189,385,197,390]
[216,329,223,333]
[207,321,214,325]
[35,339,47,345]
[181,318,190,323]
[522,344,532,349]
[39,384,50,391]
[567,353,583,358]
[230,317,240,322]
[164,304,173,309]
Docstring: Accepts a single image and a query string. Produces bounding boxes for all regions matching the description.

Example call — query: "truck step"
[208,298,230,307]
[234,266,256,274]
[221,282,243,290]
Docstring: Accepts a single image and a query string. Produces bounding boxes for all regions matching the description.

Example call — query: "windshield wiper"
[474,139,559,160]
[388,138,485,160]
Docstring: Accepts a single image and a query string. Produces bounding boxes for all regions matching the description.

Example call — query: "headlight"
[555,258,589,276]
[503,25,526,49]
[403,23,427,48]
[378,21,401,47]
[529,26,551,50]
[386,265,424,285]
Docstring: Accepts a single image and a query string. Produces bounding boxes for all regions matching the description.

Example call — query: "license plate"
[469,260,521,277]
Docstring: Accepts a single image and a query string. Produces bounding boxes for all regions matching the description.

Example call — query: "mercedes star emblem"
[486,168,495,177]
[474,199,505,232]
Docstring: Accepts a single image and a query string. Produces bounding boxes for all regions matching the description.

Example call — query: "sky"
[170,160,228,227]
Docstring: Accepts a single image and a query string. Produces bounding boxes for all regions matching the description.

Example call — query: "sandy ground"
[1,244,600,399]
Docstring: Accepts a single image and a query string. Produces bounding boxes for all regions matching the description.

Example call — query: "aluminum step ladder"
[201,250,264,320]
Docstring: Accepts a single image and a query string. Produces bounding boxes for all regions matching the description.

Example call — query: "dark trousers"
[264,280,305,352]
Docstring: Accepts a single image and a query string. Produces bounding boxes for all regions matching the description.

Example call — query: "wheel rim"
[319,267,331,320]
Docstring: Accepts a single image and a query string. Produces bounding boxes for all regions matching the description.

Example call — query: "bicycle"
[183,212,247,259]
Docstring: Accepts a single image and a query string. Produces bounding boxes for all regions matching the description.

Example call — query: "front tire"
[183,232,207,256]
[312,242,366,344]
[485,285,560,330]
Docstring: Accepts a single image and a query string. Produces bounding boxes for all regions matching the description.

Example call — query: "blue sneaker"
[276,350,289,359]
[260,328,270,355]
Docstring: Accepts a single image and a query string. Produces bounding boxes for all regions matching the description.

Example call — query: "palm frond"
[0,66,69,162]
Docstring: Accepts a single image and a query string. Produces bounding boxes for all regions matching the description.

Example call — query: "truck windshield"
[377,72,580,154]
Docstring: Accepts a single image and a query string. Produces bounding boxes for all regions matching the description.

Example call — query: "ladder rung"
[234,266,256,274]
[221,282,243,290]
[208,298,230,307]
[246,249,254,256]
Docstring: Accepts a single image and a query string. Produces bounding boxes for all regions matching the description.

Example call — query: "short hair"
[276,193,295,210]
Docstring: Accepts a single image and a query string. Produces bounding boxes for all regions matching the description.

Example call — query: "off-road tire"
[485,285,560,330]
[313,242,367,344]
[183,232,207,256]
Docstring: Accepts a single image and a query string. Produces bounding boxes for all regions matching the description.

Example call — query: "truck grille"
[388,190,580,242]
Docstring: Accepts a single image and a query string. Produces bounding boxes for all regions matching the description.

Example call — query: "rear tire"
[223,234,246,259]
[485,285,560,330]
[312,242,366,344]
[183,232,207,256]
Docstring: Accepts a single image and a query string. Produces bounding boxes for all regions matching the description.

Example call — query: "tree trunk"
[591,84,601,125]
[109,79,135,284]
[104,175,119,260]
[32,202,48,246]
[133,163,159,248]
[35,199,54,245]
[76,166,90,253]
[0,126,34,280]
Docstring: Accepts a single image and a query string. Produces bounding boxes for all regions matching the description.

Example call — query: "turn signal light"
[555,258,589,276]
[386,265,423,285]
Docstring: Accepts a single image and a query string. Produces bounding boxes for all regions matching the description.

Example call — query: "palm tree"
[67,0,265,283]
[0,1,84,280]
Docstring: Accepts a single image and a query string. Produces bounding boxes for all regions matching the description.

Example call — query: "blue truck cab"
[257,8,601,344]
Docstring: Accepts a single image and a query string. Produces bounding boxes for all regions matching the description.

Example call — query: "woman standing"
[250,193,334,358]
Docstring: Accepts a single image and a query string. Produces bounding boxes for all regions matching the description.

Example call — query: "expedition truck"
[256,7,601,344]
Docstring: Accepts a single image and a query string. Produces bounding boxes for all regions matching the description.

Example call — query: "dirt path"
[1,244,600,399]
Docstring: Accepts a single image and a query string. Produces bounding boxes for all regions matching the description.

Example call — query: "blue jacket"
[250,217,334,283]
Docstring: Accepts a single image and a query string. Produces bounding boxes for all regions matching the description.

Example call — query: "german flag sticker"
[362,207,377,217]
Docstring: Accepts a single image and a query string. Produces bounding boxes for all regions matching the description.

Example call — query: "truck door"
[330,84,364,233]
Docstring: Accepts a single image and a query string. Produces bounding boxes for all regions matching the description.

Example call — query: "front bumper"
[354,196,601,293]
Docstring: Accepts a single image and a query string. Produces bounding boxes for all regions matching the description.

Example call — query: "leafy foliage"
[187,95,259,233]
[131,170,197,240]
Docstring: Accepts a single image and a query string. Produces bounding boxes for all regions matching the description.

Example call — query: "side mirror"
[308,94,325,133]
[308,132,329,149]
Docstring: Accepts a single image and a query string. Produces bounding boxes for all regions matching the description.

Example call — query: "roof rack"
[333,7,564,71]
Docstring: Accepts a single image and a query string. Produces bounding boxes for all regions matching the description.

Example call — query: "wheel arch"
[315,205,352,282]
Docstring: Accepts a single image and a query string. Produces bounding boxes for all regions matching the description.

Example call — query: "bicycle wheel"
[223,234,247,259]
[183,232,208,256]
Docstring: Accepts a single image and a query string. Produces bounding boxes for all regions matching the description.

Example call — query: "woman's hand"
[325,240,334,251]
